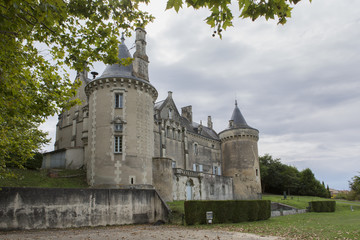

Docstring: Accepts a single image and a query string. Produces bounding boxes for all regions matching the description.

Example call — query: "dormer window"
[114,123,123,132]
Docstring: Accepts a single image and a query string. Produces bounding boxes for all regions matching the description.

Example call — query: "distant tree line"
[260,154,331,198]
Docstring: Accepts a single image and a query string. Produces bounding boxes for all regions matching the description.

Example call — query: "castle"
[44,28,262,201]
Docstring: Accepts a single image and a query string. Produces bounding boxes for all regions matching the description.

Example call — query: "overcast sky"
[41,0,359,190]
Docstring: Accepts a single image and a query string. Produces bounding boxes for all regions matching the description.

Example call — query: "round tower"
[85,29,158,188]
[219,101,261,199]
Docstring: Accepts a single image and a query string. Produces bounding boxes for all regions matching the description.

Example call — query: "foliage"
[259,154,330,198]
[347,173,360,200]
[167,201,185,224]
[0,168,88,188]
[309,201,336,212]
[166,0,312,37]
[0,0,311,178]
[262,194,332,210]
[23,152,44,170]
[184,200,271,225]
[0,0,153,178]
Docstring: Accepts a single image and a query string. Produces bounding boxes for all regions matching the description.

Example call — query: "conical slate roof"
[98,36,133,79]
[229,100,252,129]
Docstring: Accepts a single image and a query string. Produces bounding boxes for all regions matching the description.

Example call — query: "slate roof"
[98,36,133,79]
[154,96,220,141]
[228,100,257,130]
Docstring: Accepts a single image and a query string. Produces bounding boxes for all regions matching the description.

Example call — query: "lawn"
[168,196,360,239]
[0,168,88,188]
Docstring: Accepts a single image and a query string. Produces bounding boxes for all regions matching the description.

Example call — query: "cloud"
[41,0,360,190]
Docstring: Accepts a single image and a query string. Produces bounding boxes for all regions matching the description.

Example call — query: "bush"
[24,152,43,170]
[309,201,336,212]
[184,200,271,225]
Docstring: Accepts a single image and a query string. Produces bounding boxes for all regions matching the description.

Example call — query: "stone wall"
[152,157,173,202]
[172,170,233,201]
[0,187,169,230]
[42,148,84,169]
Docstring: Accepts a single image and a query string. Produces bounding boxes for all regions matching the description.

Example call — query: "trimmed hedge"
[309,201,336,212]
[184,200,271,225]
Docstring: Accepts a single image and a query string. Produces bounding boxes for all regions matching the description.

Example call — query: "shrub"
[24,152,43,170]
[184,200,271,225]
[309,201,336,212]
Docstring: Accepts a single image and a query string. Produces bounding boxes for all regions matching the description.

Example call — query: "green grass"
[262,194,334,209]
[167,196,360,239]
[196,209,360,239]
[0,168,88,188]
[167,201,185,224]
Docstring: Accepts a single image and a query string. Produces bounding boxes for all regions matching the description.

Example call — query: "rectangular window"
[114,136,122,153]
[114,123,123,132]
[213,166,217,175]
[194,143,198,155]
[172,161,176,168]
[199,164,203,172]
[115,93,123,108]
[193,164,197,171]
[218,166,221,176]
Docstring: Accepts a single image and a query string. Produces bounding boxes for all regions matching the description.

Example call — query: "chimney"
[168,91,173,98]
[133,28,149,81]
[181,105,192,123]
[207,116,213,129]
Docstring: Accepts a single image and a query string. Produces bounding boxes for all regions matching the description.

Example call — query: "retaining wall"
[0,187,169,230]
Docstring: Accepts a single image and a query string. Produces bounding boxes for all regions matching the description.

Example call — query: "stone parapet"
[85,77,158,101]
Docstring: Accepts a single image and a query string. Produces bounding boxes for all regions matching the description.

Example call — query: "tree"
[349,174,360,194]
[259,154,330,197]
[167,0,312,37]
[298,168,328,197]
[0,0,310,178]
[348,173,360,200]
[0,0,153,178]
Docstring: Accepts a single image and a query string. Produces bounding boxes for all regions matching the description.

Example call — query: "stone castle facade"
[44,28,262,201]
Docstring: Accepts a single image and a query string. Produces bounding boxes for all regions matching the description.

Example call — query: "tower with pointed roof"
[84,29,158,187]
[50,29,262,201]
[219,101,262,199]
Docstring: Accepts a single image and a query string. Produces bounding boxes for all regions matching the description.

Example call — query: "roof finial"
[121,32,125,43]
[235,92,238,106]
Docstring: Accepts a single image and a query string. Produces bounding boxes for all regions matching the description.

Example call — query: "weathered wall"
[172,170,233,201]
[55,72,88,150]
[152,157,173,202]
[85,77,157,187]
[0,187,169,230]
[187,133,221,174]
[42,148,84,170]
[220,128,261,200]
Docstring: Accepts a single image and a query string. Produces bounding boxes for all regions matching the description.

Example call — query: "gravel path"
[0,225,281,240]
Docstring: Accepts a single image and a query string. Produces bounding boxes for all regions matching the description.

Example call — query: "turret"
[219,101,261,199]
[133,28,149,81]
[85,32,158,187]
